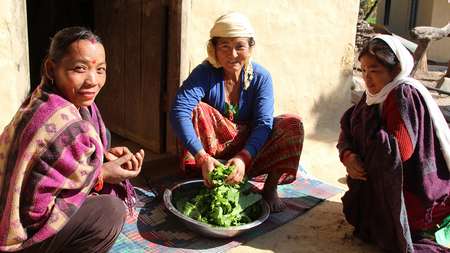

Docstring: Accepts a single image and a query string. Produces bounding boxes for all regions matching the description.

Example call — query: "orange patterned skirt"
[180,102,304,184]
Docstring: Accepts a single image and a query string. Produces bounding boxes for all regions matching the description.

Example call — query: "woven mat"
[111,166,342,253]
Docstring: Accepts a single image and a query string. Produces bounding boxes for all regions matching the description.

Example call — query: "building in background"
[377,0,450,63]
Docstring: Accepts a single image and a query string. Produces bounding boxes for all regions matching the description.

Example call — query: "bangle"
[195,153,210,167]
[236,150,252,168]
[94,173,104,192]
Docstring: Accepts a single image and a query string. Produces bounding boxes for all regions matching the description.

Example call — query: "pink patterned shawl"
[0,83,133,251]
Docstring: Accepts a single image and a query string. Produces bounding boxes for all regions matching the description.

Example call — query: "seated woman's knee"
[89,195,127,227]
[275,114,304,135]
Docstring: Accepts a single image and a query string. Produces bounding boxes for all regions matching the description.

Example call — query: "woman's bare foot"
[263,187,286,213]
[263,171,286,213]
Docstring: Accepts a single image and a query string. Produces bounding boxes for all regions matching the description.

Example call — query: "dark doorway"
[26,0,95,92]
[25,0,180,156]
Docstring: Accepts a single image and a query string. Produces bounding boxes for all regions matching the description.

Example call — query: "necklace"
[225,102,238,121]
[224,79,239,121]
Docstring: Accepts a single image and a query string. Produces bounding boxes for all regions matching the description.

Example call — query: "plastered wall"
[0,0,29,130]
[184,0,359,138]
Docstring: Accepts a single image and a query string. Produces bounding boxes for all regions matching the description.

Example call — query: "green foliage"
[359,0,377,12]
[366,16,377,25]
[360,0,378,21]
[177,163,262,227]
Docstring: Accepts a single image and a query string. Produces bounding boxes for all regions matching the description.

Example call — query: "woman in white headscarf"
[337,35,450,252]
[170,12,304,212]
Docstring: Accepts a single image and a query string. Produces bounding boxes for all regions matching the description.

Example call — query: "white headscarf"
[365,34,450,171]
[206,12,255,90]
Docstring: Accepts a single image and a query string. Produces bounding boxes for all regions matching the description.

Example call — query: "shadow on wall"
[307,71,353,143]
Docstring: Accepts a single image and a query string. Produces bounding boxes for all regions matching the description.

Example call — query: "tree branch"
[364,0,378,20]
[410,23,450,41]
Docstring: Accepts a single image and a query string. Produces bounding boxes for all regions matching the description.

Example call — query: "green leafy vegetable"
[209,163,235,186]
[178,163,262,227]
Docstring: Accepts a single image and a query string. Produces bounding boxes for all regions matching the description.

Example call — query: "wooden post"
[446,60,450,78]
[411,40,430,76]
[165,0,189,154]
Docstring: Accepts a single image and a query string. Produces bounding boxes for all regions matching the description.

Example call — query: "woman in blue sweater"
[170,12,304,212]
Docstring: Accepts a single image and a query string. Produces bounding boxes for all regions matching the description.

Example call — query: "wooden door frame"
[165,0,190,154]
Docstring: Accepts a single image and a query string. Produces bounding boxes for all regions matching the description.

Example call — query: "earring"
[50,79,54,86]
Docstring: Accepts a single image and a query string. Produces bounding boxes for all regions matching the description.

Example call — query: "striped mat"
[111,166,342,253]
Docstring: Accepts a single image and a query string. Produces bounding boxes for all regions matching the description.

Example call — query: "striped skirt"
[180,102,304,184]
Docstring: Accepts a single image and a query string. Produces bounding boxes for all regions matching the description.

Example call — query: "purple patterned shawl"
[0,83,134,251]
[338,84,450,252]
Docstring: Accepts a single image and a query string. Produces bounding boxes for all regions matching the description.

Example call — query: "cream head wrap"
[206,12,255,90]
[364,34,450,172]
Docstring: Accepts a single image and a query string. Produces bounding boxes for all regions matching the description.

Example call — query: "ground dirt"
[228,138,381,253]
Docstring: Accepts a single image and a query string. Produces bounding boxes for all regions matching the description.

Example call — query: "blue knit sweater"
[170,61,274,157]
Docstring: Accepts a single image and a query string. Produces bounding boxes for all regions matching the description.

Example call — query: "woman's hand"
[225,157,245,185]
[102,147,145,184]
[342,151,367,181]
[202,157,222,188]
[196,150,221,188]
[105,146,144,171]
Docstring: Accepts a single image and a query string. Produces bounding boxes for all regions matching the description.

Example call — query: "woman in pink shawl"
[0,27,144,253]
